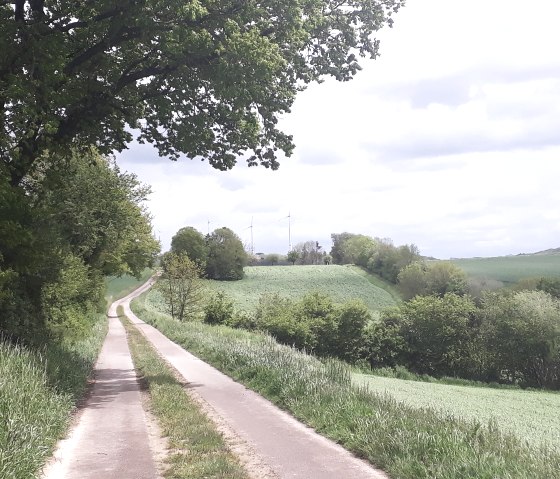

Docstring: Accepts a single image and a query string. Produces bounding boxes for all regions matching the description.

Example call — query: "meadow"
[203,264,397,316]
[354,374,560,449]
[450,252,560,284]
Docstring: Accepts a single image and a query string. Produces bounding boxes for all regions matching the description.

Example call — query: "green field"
[204,264,398,316]
[450,253,560,284]
[354,374,560,449]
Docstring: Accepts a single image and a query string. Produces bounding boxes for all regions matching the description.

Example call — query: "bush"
[480,290,560,388]
[204,292,235,325]
[378,294,479,377]
[254,293,312,349]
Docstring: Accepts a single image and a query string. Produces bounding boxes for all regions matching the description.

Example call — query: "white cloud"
[116,0,560,259]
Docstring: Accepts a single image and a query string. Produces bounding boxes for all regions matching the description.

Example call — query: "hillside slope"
[205,265,398,317]
[450,253,560,284]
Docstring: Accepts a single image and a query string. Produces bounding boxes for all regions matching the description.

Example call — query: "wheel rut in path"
[122,288,389,479]
[41,280,161,479]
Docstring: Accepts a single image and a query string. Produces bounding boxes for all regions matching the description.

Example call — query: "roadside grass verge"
[0,316,107,478]
[132,292,560,479]
[120,308,248,479]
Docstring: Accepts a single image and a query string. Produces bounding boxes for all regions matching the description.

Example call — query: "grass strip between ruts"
[131,292,560,479]
[119,307,248,479]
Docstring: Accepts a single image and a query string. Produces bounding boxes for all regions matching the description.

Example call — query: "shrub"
[204,292,235,325]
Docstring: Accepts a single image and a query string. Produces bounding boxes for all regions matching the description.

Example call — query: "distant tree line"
[163,227,560,390]
[330,233,421,282]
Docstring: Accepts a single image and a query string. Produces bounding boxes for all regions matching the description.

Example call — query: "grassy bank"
[132,293,560,479]
[0,317,107,478]
[120,308,248,479]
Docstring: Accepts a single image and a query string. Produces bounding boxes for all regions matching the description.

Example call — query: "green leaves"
[1,0,403,183]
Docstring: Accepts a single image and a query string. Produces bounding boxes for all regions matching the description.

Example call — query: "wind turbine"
[246,216,254,254]
[286,212,292,252]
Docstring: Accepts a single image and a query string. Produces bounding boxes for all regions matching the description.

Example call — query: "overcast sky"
[115,0,560,260]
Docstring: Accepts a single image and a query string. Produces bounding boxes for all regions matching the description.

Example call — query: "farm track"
[41,279,160,479]
[43,279,390,478]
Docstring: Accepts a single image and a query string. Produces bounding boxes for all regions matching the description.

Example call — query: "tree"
[424,261,469,297]
[1,0,403,187]
[333,300,371,363]
[39,151,160,278]
[158,252,205,321]
[205,227,247,280]
[397,261,428,300]
[398,261,469,300]
[287,250,299,265]
[203,292,235,326]
[480,290,560,388]
[264,253,280,266]
[383,294,479,377]
[0,149,160,340]
[293,240,323,265]
[171,227,208,266]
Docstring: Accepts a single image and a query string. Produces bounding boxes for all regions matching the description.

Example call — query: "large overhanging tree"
[1,0,403,186]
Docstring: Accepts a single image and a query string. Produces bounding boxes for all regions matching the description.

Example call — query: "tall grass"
[0,317,107,478]
[132,293,560,479]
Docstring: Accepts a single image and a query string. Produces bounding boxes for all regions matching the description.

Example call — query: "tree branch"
[64,26,142,73]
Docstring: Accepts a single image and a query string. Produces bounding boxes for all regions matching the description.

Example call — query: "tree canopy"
[206,227,247,280]
[0,149,160,340]
[171,226,208,266]
[1,0,403,186]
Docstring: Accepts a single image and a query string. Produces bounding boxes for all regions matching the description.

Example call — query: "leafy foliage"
[480,290,560,388]
[205,227,247,280]
[0,150,159,340]
[203,291,235,326]
[158,252,206,321]
[170,227,208,266]
[397,261,468,300]
[1,0,403,186]
[330,232,421,283]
